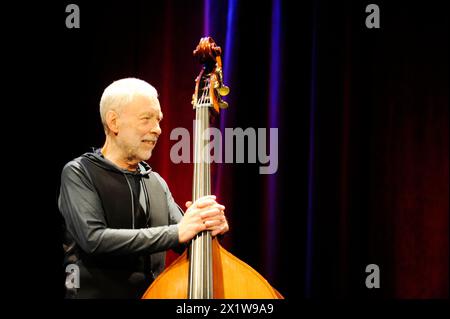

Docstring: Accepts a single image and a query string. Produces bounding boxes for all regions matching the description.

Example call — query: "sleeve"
[152,172,188,254]
[152,172,184,225]
[58,160,181,256]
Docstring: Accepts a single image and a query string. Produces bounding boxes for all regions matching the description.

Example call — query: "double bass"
[142,37,283,299]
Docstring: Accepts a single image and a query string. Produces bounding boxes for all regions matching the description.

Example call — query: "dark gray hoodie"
[58,149,185,298]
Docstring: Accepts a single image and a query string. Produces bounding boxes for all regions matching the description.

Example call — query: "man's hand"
[178,195,229,243]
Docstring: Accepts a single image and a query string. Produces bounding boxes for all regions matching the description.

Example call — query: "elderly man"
[58,78,228,298]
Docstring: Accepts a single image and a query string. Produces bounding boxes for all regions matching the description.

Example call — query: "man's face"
[116,94,163,163]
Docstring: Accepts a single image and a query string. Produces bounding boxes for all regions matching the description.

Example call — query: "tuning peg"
[219,101,229,109]
[218,85,230,96]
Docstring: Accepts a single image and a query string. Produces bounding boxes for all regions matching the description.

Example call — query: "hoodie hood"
[82,148,153,177]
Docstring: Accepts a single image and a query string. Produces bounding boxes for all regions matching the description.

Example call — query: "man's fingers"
[200,206,225,220]
[204,219,224,228]
[185,201,192,208]
[210,224,227,237]
[211,229,221,237]
[199,203,225,215]
[194,195,217,208]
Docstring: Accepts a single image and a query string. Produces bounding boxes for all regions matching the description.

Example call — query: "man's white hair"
[99,77,158,132]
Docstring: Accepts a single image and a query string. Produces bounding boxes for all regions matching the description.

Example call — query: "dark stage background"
[21,0,448,300]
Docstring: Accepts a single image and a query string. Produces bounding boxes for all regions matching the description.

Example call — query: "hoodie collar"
[83,148,153,177]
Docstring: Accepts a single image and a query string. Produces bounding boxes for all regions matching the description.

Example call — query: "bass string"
[190,82,213,298]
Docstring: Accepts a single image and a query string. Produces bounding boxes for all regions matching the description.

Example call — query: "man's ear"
[105,110,120,134]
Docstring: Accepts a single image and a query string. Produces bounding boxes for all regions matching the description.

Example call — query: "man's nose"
[151,122,162,136]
